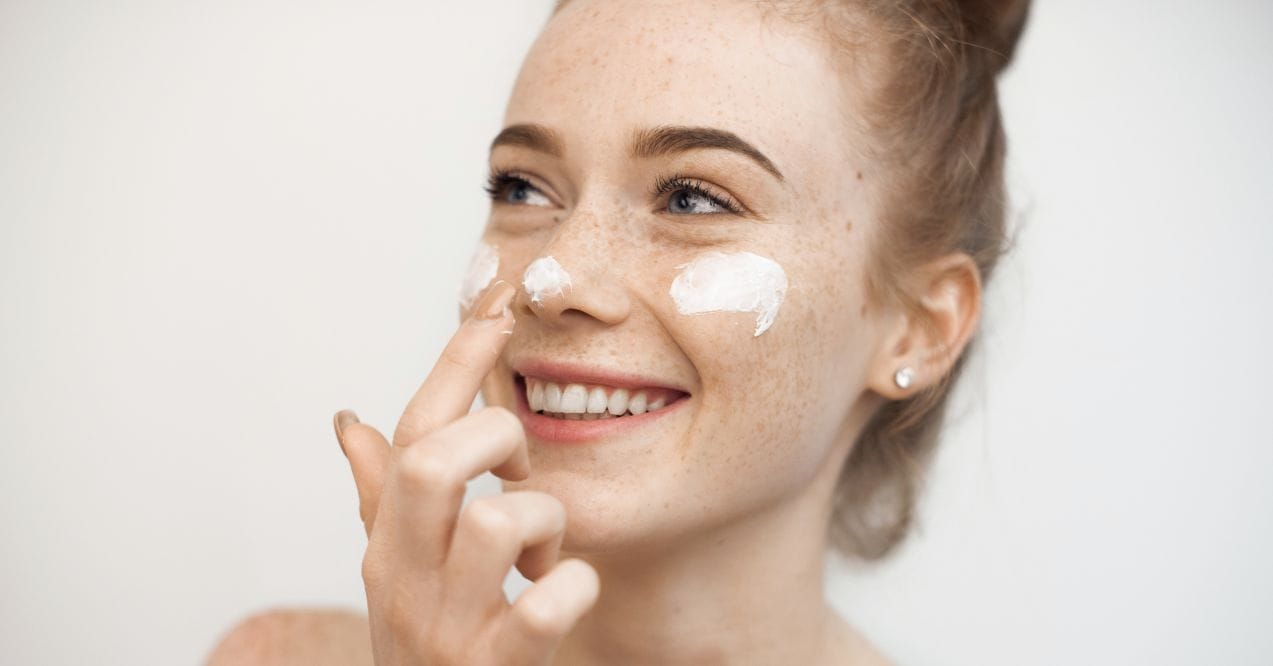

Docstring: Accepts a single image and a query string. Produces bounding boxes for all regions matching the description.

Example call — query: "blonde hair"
[814,0,1028,558]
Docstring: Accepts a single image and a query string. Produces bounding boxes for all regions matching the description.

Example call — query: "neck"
[551,471,844,666]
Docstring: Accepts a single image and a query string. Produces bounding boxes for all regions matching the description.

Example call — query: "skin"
[207,0,982,664]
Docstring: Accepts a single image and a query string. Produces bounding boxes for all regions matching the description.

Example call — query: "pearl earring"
[894,366,915,389]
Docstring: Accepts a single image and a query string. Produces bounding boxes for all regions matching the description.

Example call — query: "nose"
[515,210,631,329]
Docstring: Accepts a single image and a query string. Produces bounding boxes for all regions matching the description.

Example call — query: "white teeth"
[586,387,608,413]
[529,382,545,412]
[607,388,629,416]
[560,384,587,413]
[525,377,677,419]
[543,383,563,413]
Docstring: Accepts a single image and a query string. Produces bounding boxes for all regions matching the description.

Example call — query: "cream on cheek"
[458,240,500,309]
[522,256,573,305]
[669,251,789,336]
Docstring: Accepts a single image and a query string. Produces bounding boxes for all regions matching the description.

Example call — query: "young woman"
[208,0,1027,663]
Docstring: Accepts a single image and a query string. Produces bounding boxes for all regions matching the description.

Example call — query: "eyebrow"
[490,123,785,182]
[489,124,565,157]
[630,125,784,181]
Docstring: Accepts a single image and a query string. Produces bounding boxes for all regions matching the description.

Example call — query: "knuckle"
[439,346,476,373]
[479,405,523,434]
[535,490,566,516]
[399,448,458,491]
[360,551,386,587]
[513,595,566,639]
[393,413,439,447]
[461,500,517,543]
[545,497,567,528]
[521,490,566,523]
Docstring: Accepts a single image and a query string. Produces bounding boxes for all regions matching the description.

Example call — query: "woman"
[209,0,1027,663]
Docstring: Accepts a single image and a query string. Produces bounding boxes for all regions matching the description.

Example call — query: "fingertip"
[473,280,517,322]
[508,557,600,647]
[333,409,360,456]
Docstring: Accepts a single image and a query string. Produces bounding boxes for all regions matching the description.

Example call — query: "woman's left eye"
[656,176,743,216]
[668,188,727,214]
[484,172,552,208]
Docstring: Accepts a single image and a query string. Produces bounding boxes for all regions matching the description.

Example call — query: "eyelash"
[651,174,745,216]
[483,169,745,216]
[483,169,536,201]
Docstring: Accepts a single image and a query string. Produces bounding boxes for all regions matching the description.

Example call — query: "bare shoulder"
[205,608,372,666]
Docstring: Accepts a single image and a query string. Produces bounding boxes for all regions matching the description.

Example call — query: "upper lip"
[511,358,691,394]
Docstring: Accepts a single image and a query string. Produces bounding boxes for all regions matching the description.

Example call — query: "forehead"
[504,0,857,181]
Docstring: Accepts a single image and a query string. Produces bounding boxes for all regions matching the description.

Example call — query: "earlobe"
[866,308,921,401]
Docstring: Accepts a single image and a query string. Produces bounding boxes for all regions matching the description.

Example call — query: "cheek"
[668,251,788,337]
[672,252,864,480]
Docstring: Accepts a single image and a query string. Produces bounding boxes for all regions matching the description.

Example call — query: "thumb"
[333,410,391,536]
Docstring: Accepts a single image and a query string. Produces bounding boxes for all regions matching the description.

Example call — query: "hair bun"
[957,0,1030,71]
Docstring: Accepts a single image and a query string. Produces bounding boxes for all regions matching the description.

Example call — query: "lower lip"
[514,382,688,445]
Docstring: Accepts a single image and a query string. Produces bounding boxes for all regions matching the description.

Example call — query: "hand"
[332,280,600,666]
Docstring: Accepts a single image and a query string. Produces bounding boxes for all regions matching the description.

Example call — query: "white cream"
[669,251,788,336]
[522,256,572,305]
[457,240,499,310]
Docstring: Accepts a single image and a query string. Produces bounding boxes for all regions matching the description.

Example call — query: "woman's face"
[475,0,887,552]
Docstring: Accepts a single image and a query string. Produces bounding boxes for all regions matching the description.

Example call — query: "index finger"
[392,280,517,448]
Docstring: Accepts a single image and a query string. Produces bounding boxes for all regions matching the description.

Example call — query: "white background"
[2,1,1270,664]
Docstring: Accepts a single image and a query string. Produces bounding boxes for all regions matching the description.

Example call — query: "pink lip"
[511,359,689,394]
[514,379,688,445]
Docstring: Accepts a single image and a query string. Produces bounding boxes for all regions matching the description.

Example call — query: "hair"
[807,0,1029,559]
[549,0,1029,559]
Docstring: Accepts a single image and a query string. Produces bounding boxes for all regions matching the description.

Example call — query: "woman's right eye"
[484,172,552,208]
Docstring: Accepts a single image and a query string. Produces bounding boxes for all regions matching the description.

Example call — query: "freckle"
[859,304,867,317]
[845,220,853,233]
[856,171,863,180]
[553,216,562,224]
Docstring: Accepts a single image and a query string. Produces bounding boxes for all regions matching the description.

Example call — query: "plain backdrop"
[2,1,1271,664]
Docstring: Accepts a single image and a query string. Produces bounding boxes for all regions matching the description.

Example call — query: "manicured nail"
[474,280,515,321]
[333,409,359,457]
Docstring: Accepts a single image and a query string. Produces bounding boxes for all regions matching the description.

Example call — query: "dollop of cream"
[669,251,788,337]
[522,256,572,305]
[457,240,500,310]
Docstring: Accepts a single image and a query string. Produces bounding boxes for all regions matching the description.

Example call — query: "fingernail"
[333,409,359,457]
[473,280,516,321]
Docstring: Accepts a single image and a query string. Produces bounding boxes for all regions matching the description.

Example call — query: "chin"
[502,470,685,556]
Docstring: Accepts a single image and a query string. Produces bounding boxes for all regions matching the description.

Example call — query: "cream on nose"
[522,255,573,305]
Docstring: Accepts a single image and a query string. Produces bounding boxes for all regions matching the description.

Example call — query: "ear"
[867,253,983,400]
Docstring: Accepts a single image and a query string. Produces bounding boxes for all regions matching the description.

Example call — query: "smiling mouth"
[515,375,688,420]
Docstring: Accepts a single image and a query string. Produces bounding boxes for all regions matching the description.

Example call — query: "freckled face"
[476,0,883,552]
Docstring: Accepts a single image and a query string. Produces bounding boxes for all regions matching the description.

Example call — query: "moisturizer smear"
[669,251,788,337]
[457,240,500,310]
[523,256,572,305]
